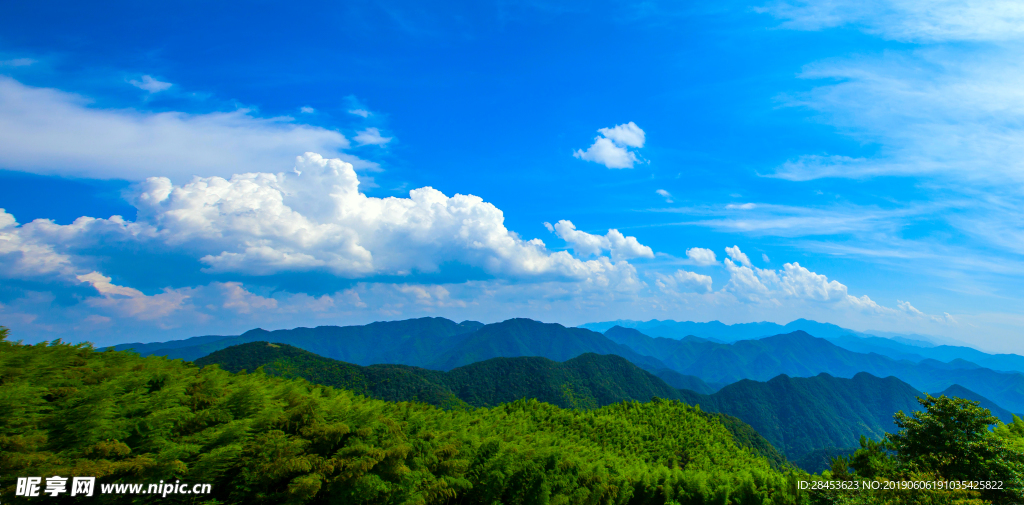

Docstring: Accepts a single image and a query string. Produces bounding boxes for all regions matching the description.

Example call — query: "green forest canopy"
[1,330,801,504]
[3,327,1024,504]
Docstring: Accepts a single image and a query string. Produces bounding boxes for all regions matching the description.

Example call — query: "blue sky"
[1,0,1023,352]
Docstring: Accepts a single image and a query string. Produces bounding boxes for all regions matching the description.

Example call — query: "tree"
[848,435,896,479]
[887,394,998,480]
[885,394,1024,503]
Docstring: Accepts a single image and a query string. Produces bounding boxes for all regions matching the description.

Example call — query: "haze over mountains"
[582,319,950,345]
[111,316,1024,470]
[587,319,1024,374]
[113,316,1024,413]
[601,326,1024,413]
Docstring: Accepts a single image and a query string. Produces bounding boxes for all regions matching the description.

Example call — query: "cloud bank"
[0,149,943,343]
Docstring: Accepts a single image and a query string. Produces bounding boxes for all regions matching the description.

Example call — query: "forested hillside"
[677,372,925,460]
[195,341,469,408]
[196,341,685,409]
[195,342,781,466]
[2,331,803,505]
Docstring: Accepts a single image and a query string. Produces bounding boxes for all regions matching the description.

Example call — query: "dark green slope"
[426,318,670,372]
[195,341,788,468]
[0,333,803,504]
[194,341,467,408]
[442,352,685,408]
[678,372,926,461]
[197,341,682,409]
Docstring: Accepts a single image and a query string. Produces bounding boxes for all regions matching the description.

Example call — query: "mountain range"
[603,326,1024,413]
[113,317,1024,414]
[586,318,1024,375]
[677,372,1014,461]
[194,339,1012,471]
[195,341,686,410]
[582,318,949,345]
[194,341,788,468]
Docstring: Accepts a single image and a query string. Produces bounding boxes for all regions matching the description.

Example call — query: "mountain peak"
[760,330,817,342]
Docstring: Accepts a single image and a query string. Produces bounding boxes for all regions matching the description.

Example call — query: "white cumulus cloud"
[1,153,645,291]
[686,247,718,266]
[550,220,654,262]
[725,245,753,267]
[721,252,891,314]
[598,122,646,148]
[899,299,958,324]
[656,189,673,203]
[76,271,190,321]
[655,269,713,293]
[573,122,646,169]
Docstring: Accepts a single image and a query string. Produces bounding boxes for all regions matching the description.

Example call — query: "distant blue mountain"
[108,316,1024,413]
[581,318,935,345]
[603,326,1024,413]
[583,318,1024,375]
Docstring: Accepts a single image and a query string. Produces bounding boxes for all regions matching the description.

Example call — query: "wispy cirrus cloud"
[761,0,1024,43]
[651,202,928,237]
[354,127,393,146]
[753,0,1024,298]
[129,75,172,93]
[0,76,356,181]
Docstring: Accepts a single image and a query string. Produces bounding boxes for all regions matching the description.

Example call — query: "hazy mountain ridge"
[110,317,484,365]
[112,317,1024,413]
[605,326,1024,413]
[582,318,944,346]
[587,318,1024,375]
[936,384,1015,422]
[423,318,670,372]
